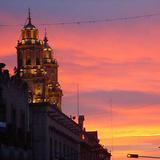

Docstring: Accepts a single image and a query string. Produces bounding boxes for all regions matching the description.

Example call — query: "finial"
[28,8,31,23]
[44,28,48,43]
[45,28,47,38]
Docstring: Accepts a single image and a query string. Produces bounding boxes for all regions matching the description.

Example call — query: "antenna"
[110,98,114,156]
[77,84,80,118]
[45,28,47,37]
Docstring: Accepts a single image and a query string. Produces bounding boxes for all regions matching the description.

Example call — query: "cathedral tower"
[16,9,62,111]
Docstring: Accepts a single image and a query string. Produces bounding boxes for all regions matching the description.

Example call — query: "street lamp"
[127,154,139,158]
[127,154,160,159]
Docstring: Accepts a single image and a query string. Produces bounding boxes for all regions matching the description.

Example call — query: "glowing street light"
[127,154,139,158]
[127,154,160,159]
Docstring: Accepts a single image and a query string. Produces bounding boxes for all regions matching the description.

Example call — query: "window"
[54,140,57,158]
[66,145,69,160]
[20,111,25,129]
[22,30,25,39]
[50,138,53,160]
[45,52,50,59]
[0,100,6,122]
[12,109,16,126]
[33,30,37,39]
[19,58,22,66]
[35,85,42,96]
[70,148,73,160]
[36,57,40,65]
[26,55,31,65]
[63,144,66,157]
[27,30,31,38]
[59,142,62,156]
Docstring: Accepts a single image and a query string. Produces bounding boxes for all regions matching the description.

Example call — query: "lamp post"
[127,154,160,159]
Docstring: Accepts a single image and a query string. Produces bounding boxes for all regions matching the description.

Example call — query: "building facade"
[31,103,81,160]
[0,63,31,160]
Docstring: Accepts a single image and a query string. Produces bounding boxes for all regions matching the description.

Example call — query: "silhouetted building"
[31,103,81,160]
[0,63,31,160]
[79,116,111,160]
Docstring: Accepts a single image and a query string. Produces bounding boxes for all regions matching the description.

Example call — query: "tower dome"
[43,29,54,63]
[43,29,52,51]
[21,9,39,40]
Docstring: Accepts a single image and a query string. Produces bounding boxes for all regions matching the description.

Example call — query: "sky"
[0,0,160,159]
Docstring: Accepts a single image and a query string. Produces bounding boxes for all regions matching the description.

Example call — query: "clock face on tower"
[16,10,63,111]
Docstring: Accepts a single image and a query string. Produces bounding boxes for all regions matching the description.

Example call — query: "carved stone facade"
[16,10,62,111]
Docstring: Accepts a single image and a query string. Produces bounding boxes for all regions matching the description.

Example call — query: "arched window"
[26,30,31,38]
[33,31,37,39]
[26,55,31,65]
[19,58,22,66]
[35,85,42,96]
[22,30,25,39]
[36,57,40,65]
[45,52,50,59]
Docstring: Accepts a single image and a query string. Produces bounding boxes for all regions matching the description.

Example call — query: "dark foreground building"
[0,10,111,160]
[31,103,81,160]
[0,63,31,160]
[79,116,111,160]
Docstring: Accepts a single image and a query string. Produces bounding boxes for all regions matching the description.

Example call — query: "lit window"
[27,30,31,38]
[35,85,42,96]
[22,40,25,44]
[45,53,50,59]
[47,59,51,63]
[31,69,37,74]
[31,39,35,44]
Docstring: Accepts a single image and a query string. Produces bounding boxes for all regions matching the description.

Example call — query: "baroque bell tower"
[16,9,63,111]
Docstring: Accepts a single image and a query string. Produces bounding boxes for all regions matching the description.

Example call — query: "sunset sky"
[0,0,160,159]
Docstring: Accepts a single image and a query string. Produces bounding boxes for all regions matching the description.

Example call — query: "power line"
[0,12,160,27]
[39,12,160,26]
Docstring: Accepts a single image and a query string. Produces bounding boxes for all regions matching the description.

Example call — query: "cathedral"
[16,9,62,111]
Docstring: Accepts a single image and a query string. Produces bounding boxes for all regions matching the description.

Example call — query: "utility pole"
[77,83,80,119]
